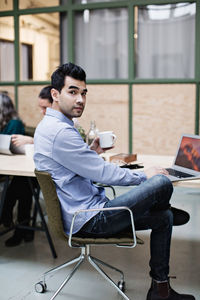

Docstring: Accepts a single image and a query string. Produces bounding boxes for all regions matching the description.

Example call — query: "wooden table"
[103,153,200,188]
[0,154,57,258]
[137,154,200,188]
[0,154,35,176]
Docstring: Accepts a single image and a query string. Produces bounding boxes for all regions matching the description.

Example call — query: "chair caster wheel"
[35,281,47,293]
[117,280,125,292]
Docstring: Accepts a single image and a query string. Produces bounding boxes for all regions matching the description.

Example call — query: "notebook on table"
[166,134,200,182]
[0,134,25,155]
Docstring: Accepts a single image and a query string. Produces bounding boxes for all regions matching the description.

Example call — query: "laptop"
[0,134,25,155]
[166,134,200,182]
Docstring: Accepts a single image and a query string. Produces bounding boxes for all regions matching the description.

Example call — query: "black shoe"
[23,230,34,242]
[171,207,190,226]
[146,279,195,300]
[5,229,34,247]
[5,230,23,247]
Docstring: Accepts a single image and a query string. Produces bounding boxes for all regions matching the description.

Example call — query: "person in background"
[0,92,24,135]
[11,85,53,147]
[0,92,34,246]
[0,86,53,247]
[34,62,194,300]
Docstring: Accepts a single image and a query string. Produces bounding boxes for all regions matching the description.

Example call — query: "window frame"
[0,0,199,153]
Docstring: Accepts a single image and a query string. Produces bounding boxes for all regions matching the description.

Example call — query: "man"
[34,63,195,300]
[11,85,53,147]
[38,85,54,115]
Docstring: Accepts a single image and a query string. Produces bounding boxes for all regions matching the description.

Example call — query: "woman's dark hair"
[51,62,86,92]
[0,92,19,131]
[38,85,53,104]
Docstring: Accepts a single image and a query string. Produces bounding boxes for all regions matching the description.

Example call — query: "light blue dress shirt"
[34,108,147,235]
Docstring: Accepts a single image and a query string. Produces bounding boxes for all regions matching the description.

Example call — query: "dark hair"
[38,85,53,104]
[51,62,86,92]
[0,92,19,131]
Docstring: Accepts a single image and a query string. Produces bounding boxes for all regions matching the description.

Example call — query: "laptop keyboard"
[166,168,194,178]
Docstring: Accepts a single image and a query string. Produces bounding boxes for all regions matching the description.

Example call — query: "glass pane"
[18,85,47,128]
[19,0,59,9]
[19,13,60,81]
[132,84,195,155]
[135,3,196,79]
[79,84,129,153]
[20,44,33,80]
[0,17,14,81]
[75,8,128,79]
[0,0,13,11]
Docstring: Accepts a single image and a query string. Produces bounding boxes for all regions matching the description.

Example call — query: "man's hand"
[90,137,105,154]
[90,137,114,154]
[11,134,34,147]
[144,166,169,179]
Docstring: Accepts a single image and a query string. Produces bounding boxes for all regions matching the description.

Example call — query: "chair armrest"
[95,183,116,198]
[68,206,137,248]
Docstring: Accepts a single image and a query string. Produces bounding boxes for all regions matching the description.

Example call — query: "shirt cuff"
[135,171,147,183]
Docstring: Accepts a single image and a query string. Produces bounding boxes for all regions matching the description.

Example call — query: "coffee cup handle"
[112,134,116,143]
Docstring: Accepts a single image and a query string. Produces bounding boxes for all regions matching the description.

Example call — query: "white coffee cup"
[98,131,116,149]
[24,144,34,158]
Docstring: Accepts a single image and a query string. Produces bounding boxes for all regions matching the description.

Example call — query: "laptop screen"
[174,135,200,172]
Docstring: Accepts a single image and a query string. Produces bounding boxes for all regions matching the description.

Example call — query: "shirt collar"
[46,107,74,126]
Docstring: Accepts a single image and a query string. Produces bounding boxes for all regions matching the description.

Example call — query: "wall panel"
[132,84,196,155]
[79,84,129,153]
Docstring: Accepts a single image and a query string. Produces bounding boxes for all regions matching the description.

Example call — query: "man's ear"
[51,88,60,102]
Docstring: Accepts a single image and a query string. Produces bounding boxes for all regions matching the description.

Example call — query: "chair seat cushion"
[65,232,144,245]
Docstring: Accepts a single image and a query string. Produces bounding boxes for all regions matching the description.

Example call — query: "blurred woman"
[0,92,24,135]
[0,92,34,247]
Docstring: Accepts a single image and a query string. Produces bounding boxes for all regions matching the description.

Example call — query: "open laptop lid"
[0,134,25,155]
[172,134,200,176]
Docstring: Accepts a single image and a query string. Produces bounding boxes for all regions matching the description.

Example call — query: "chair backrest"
[35,170,66,241]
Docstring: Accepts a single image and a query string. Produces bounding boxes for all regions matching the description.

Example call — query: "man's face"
[38,98,52,115]
[52,76,87,120]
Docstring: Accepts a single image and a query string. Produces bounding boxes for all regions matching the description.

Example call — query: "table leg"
[0,175,10,218]
[0,175,15,236]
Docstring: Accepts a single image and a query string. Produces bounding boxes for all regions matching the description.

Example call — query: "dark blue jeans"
[78,175,174,281]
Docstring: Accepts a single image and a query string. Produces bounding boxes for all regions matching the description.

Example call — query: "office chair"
[34,170,142,300]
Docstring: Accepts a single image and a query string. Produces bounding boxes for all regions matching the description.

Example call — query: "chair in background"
[34,170,141,300]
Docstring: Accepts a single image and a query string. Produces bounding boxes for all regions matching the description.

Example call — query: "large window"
[135,3,196,79]
[74,8,128,79]
[0,0,199,153]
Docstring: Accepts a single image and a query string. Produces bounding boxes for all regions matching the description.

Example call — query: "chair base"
[35,245,130,300]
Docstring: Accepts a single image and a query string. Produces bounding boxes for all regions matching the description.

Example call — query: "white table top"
[0,154,35,177]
